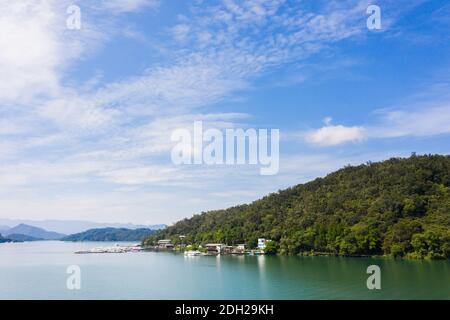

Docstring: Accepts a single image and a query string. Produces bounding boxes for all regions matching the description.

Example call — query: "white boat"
[75,245,141,254]
[184,250,203,256]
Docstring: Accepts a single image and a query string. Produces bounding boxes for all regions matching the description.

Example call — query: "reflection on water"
[0,241,449,299]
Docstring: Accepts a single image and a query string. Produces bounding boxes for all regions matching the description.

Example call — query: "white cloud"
[0,0,156,106]
[303,104,450,147]
[370,105,450,138]
[305,124,367,146]
[101,0,159,13]
[0,0,66,103]
[100,165,180,185]
[38,92,119,131]
[303,93,450,147]
[171,24,191,43]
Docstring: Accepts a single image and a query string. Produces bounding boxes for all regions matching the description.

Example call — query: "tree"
[263,240,279,255]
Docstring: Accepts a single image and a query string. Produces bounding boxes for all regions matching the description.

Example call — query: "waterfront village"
[75,238,272,256]
[151,238,271,256]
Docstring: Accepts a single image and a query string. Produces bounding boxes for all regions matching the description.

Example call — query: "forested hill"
[144,155,450,259]
[62,228,157,242]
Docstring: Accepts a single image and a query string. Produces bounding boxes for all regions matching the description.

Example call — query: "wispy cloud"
[0,0,157,106]
[1,0,446,223]
[2,0,380,156]
[100,0,159,13]
[370,105,450,138]
[29,0,378,138]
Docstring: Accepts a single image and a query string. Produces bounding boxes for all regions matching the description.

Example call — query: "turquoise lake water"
[0,241,449,299]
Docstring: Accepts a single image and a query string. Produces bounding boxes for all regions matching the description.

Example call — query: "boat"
[74,245,141,254]
[184,250,204,256]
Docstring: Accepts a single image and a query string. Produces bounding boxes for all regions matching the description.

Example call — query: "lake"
[0,241,448,299]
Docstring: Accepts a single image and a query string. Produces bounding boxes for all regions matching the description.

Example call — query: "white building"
[205,243,225,255]
[257,238,267,250]
[157,239,174,249]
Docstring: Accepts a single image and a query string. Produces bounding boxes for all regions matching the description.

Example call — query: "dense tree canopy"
[144,155,450,259]
[62,228,156,242]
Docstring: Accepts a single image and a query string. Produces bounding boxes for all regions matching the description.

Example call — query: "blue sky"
[1,0,449,225]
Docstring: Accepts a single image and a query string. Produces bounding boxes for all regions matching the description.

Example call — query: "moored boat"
[184,250,204,256]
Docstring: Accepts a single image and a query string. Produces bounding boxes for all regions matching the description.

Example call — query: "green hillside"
[62,227,157,242]
[144,155,450,259]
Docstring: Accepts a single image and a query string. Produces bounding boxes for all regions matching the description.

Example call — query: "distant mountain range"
[62,227,158,242]
[0,223,162,243]
[0,219,166,234]
[3,224,66,240]
[0,220,166,243]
